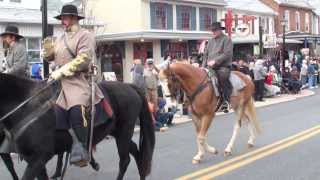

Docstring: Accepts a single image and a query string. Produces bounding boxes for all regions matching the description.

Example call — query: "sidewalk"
[134,89,314,132]
[172,89,315,125]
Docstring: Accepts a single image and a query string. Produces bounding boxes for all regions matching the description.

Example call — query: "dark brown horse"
[0,73,155,180]
[161,62,261,164]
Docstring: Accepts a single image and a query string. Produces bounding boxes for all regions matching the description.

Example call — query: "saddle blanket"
[210,72,247,97]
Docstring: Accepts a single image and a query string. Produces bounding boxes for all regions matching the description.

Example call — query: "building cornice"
[149,0,226,7]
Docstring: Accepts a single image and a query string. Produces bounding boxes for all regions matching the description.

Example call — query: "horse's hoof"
[50,174,61,179]
[91,162,100,171]
[248,143,254,148]
[224,151,232,157]
[209,149,218,155]
[192,159,200,164]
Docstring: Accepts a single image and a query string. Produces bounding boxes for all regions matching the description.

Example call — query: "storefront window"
[98,43,125,81]
[163,41,188,59]
[24,38,41,63]
[133,42,153,63]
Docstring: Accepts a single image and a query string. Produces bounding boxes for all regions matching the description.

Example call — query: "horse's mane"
[0,73,41,96]
[0,73,46,116]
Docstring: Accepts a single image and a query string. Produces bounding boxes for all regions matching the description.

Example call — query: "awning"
[96,30,303,44]
[96,30,213,42]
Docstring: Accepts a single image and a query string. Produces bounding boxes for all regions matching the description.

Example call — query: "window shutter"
[167,4,173,30]
[199,8,205,31]
[191,7,196,31]
[212,8,217,22]
[150,3,156,29]
[176,6,182,30]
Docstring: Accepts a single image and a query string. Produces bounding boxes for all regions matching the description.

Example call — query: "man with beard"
[43,4,104,167]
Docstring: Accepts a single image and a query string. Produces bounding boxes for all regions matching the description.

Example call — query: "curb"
[134,89,315,133]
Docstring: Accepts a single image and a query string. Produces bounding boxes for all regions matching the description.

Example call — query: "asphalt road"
[1,89,320,180]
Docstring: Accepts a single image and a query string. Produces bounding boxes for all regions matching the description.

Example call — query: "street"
[1,89,320,180]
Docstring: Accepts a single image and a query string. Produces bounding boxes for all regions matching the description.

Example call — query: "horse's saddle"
[207,69,246,97]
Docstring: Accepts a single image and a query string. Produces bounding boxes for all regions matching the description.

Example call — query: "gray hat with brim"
[0,25,24,39]
[211,22,225,31]
[54,4,85,20]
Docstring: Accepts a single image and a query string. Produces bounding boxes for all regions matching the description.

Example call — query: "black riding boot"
[69,126,90,167]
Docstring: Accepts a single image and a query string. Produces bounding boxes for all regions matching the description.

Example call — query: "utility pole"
[41,0,49,78]
[259,17,263,58]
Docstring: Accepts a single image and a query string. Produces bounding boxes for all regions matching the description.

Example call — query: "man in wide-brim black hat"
[202,21,233,112]
[43,4,105,167]
[0,25,27,77]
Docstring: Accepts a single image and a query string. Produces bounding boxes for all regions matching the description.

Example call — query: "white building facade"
[91,0,227,82]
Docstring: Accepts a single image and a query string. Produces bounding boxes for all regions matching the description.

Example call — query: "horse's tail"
[247,97,261,134]
[130,85,155,177]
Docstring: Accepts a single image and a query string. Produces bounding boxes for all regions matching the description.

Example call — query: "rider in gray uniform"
[203,22,233,111]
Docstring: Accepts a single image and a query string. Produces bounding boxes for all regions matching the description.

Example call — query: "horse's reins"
[0,80,57,123]
[167,65,222,115]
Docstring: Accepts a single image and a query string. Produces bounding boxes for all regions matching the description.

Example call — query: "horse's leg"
[224,120,241,156]
[224,99,246,156]
[129,140,140,173]
[245,97,261,148]
[192,114,216,164]
[51,153,64,179]
[21,155,50,180]
[0,153,19,180]
[115,118,136,180]
[37,167,49,180]
[89,152,100,171]
[247,121,256,148]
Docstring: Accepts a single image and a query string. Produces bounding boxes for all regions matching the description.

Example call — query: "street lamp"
[280,16,287,77]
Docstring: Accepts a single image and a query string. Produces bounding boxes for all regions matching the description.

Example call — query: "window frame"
[295,11,300,31]
[181,6,191,30]
[284,10,290,32]
[155,4,167,29]
[305,13,310,32]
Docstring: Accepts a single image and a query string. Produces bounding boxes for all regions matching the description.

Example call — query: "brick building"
[259,0,320,55]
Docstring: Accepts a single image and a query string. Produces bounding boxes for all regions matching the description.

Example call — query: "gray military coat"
[203,34,233,68]
[5,42,28,77]
[51,25,104,110]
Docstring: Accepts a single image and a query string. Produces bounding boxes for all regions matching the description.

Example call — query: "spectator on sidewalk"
[307,60,316,89]
[289,66,302,94]
[154,98,175,131]
[253,59,267,101]
[264,70,280,97]
[144,58,159,112]
[300,60,308,88]
[131,59,145,89]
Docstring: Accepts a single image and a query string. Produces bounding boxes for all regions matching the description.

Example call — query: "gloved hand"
[49,53,88,80]
[42,37,55,60]
[50,63,75,80]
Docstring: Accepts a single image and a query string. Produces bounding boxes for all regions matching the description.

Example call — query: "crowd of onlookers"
[131,56,178,132]
[231,52,320,102]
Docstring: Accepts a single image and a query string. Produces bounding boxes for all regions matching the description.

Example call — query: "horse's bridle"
[167,64,211,104]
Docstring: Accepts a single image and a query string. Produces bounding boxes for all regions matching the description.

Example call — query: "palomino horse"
[160,63,261,164]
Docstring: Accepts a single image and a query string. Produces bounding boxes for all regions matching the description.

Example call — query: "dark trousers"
[55,105,88,130]
[254,80,265,101]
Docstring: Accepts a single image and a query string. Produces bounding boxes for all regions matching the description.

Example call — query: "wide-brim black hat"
[54,4,84,20]
[0,25,24,39]
[211,22,225,31]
